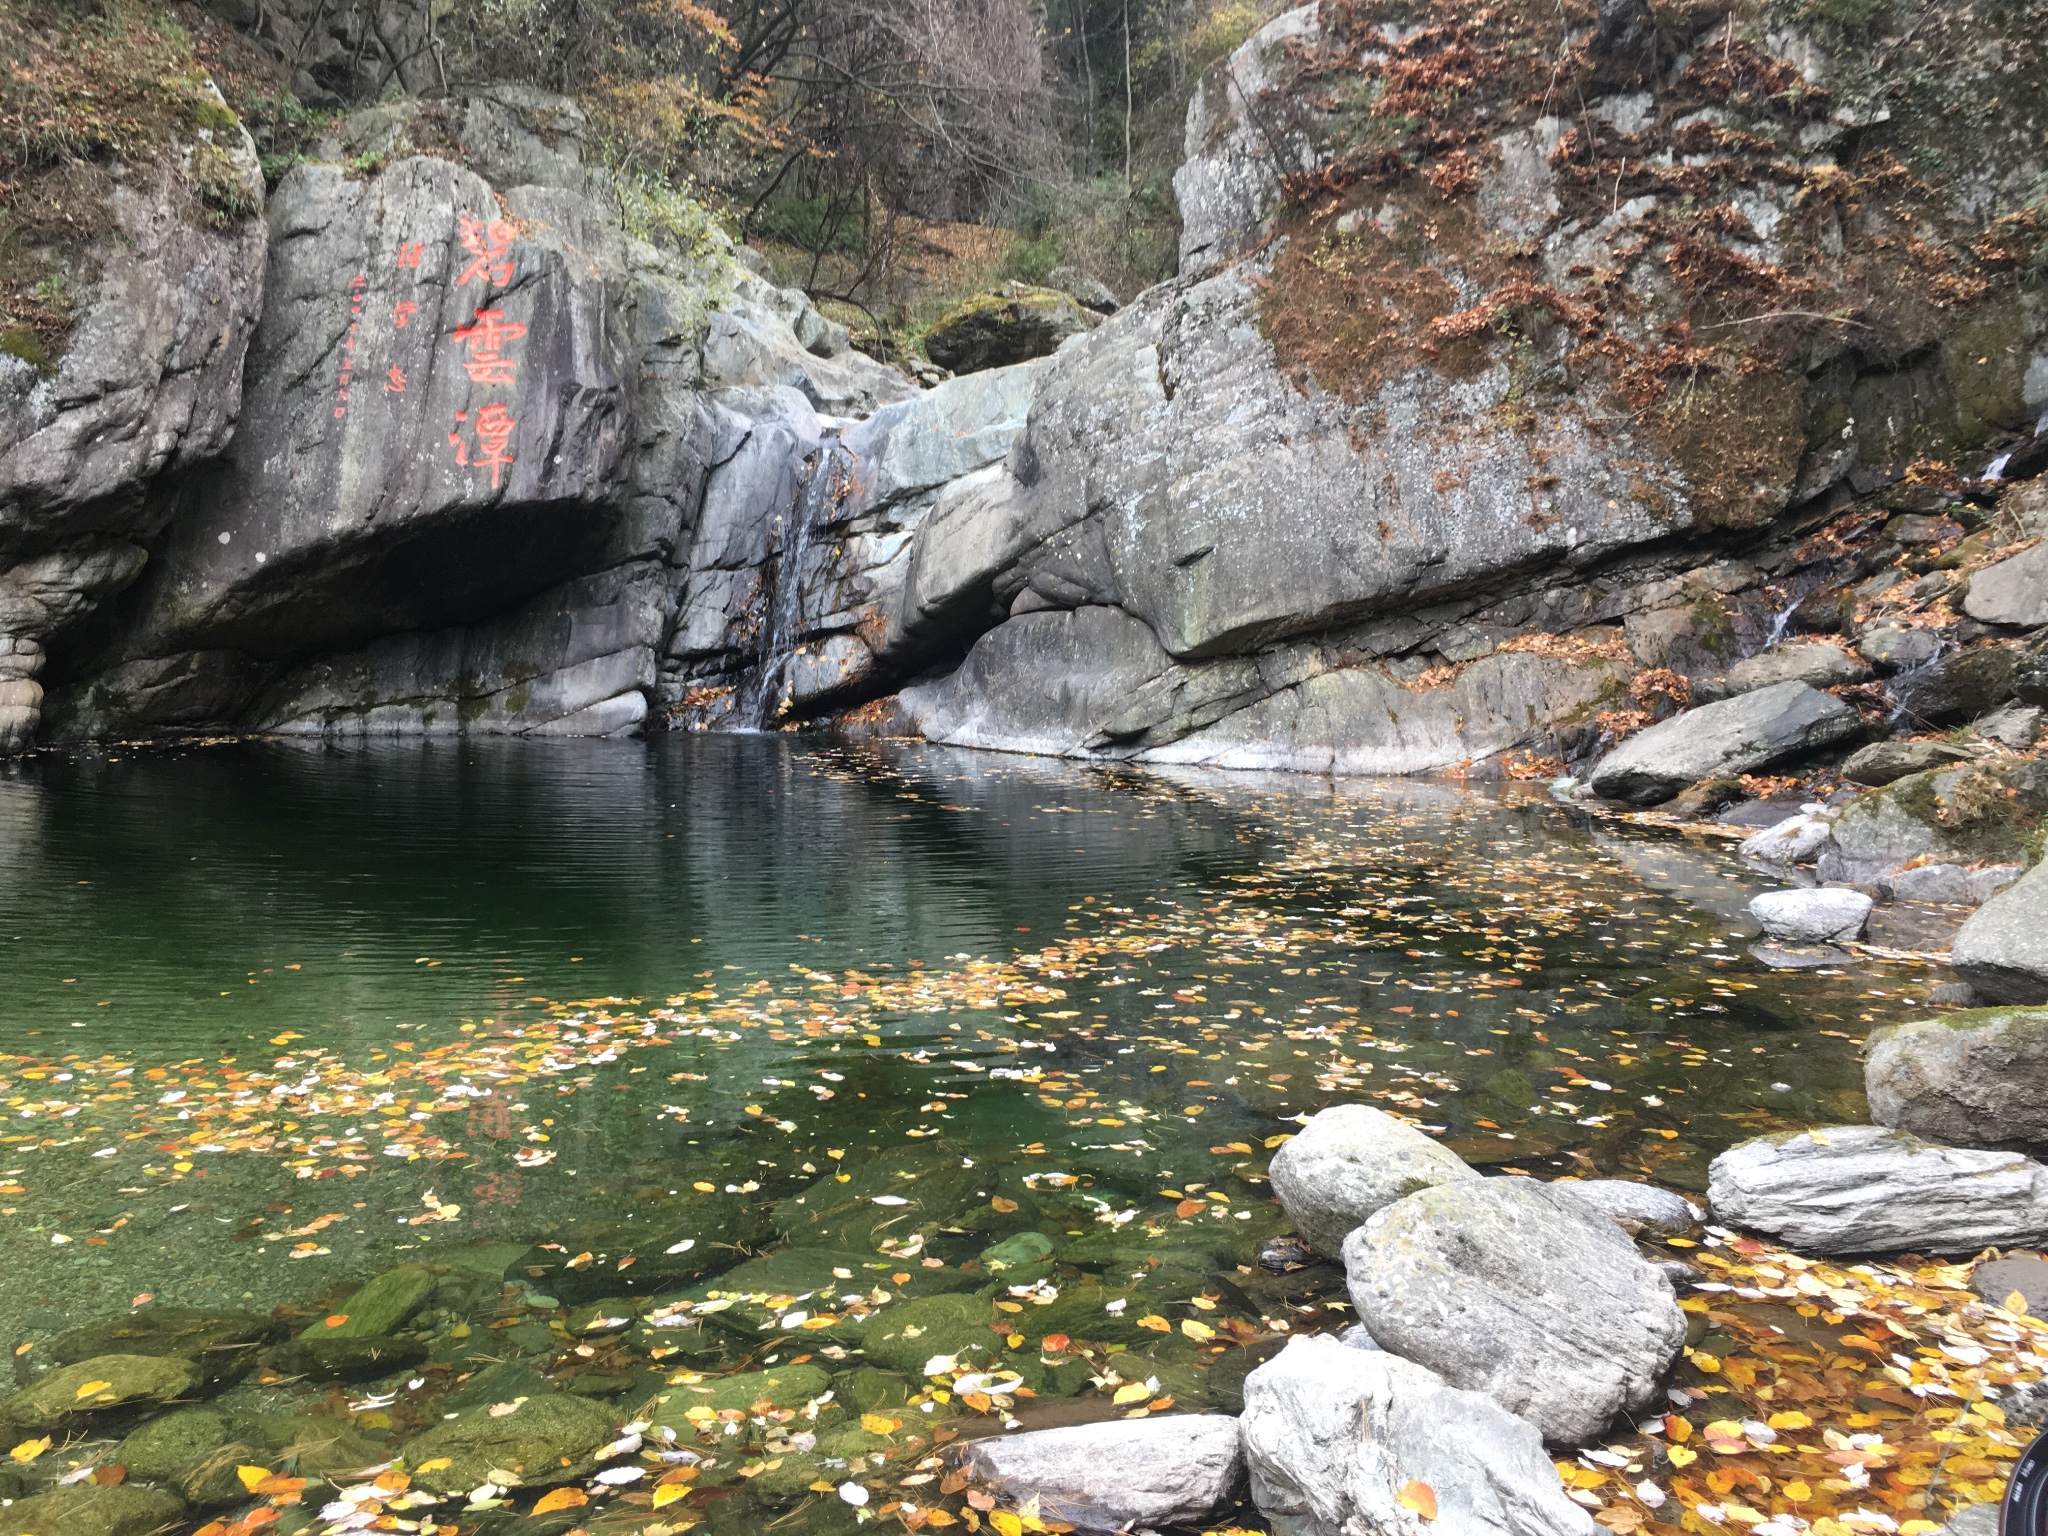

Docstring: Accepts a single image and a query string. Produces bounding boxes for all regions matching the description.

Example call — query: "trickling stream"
[742,438,848,729]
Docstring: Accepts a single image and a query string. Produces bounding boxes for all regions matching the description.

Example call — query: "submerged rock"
[1343,1179,1685,1443]
[1750,888,1872,943]
[1953,861,2048,1004]
[1587,683,1862,805]
[262,1333,428,1383]
[113,1408,233,1482]
[3,1354,199,1429]
[311,1263,435,1337]
[405,1390,619,1493]
[47,1306,281,1390]
[1269,1103,1479,1257]
[1240,1334,1596,1536]
[1867,1007,2048,1145]
[0,1484,187,1536]
[1708,1126,2048,1252]
[956,1415,1244,1533]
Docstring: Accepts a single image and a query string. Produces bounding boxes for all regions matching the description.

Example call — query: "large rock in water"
[0,1484,187,1536]
[3,1354,200,1429]
[955,1416,1245,1533]
[1343,1179,1685,1443]
[1749,888,1872,943]
[1708,1126,2048,1253]
[404,1389,619,1493]
[1269,1104,1479,1257]
[1953,861,2048,1004]
[1866,1007,2048,1146]
[1586,683,1862,804]
[1240,1334,1597,1536]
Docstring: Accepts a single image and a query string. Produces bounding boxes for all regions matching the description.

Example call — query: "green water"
[0,737,1946,1530]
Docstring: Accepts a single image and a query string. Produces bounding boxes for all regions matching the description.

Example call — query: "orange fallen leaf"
[1175,1199,1205,1219]
[1399,1479,1438,1520]
[532,1487,590,1513]
[990,1196,1019,1213]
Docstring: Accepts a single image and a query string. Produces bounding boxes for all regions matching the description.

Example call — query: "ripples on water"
[0,736,1948,1522]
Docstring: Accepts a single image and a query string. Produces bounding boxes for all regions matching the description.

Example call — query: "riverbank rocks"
[1741,812,1833,866]
[1842,740,1973,786]
[1953,862,2048,1004]
[1240,1334,1597,1536]
[3,1354,199,1429]
[1587,683,1862,805]
[1750,888,1872,943]
[923,286,1093,375]
[404,1389,619,1493]
[1269,1104,1479,1256]
[1715,644,1866,696]
[1708,1126,2048,1253]
[1818,761,2048,884]
[1867,1007,2048,1145]
[1342,1179,1685,1443]
[955,1415,1244,1533]
[1963,545,2048,628]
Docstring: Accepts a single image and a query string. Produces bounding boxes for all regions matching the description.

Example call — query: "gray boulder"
[1953,861,2048,1004]
[1856,622,1942,674]
[1718,643,1865,695]
[1045,266,1119,314]
[956,1416,1244,1534]
[1975,703,2043,749]
[1867,1007,2048,1146]
[1268,1103,1479,1257]
[1545,1179,1702,1238]
[1240,1334,1597,1536]
[1587,683,1862,804]
[1842,739,1972,786]
[1963,543,2048,628]
[1739,812,1832,865]
[1343,1178,1686,1443]
[1893,647,2021,724]
[1750,888,1872,943]
[1707,1125,2048,1252]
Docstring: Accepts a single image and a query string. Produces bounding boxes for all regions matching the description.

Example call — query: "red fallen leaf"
[1041,1334,1072,1352]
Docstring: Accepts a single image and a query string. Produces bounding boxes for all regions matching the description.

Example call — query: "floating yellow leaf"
[74,1380,114,1400]
[1767,1411,1812,1430]
[991,1513,1024,1536]
[10,1437,49,1463]
[415,1458,453,1473]
[531,1487,588,1513]
[654,1483,691,1508]
[1666,1446,1698,1468]
[861,1414,901,1436]
[1398,1479,1437,1520]
[1111,1382,1151,1405]
[1135,1315,1171,1333]
[1263,1134,1294,1149]
[1783,1483,1812,1502]
[2004,1290,2028,1317]
[235,1465,274,1492]
[1689,1350,1721,1373]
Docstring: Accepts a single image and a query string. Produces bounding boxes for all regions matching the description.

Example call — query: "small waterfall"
[742,437,844,729]
[1763,597,1801,648]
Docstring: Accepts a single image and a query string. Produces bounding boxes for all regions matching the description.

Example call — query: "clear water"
[0,737,1946,1527]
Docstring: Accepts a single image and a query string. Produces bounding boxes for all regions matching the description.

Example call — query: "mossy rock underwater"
[0,1483,188,1536]
[47,1305,284,1389]
[403,1389,621,1494]
[305,1263,436,1338]
[3,1353,199,1428]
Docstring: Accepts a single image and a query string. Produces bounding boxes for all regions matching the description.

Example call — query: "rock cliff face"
[6,0,2047,777]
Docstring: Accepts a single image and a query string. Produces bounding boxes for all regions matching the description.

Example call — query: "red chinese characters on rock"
[454,214,518,290]
[451,308,527,387]
[332,274,369,420]
[448,404,517,490]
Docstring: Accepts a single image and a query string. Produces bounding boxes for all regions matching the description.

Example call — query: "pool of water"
[0,737,1951,1530]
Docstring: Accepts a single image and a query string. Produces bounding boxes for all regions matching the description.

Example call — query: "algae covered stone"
[924,286,1092,375]
[307,1263,435,1338]
[113,1407,232,1481]
[0,1483,188,1536]
[404,1390,619,1493]
[263,1332,428,1383]
[856,1294,999,1375]
[4,1353,199,1428]
[48,1306,281,1389]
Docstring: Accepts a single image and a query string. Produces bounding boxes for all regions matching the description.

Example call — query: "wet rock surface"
[1866,1007,2048,1145]
[956,1415,1245,1533]
[1953,861,2048,1003]
[1269,1103,1479,1257]
[1587,684,1863,805]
